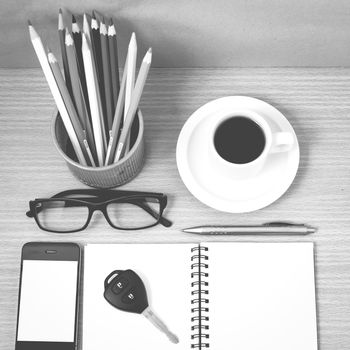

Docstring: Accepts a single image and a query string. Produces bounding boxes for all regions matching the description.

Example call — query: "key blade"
[142,307,179,344]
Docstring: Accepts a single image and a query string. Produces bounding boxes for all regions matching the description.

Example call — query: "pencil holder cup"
[51,110,145,188]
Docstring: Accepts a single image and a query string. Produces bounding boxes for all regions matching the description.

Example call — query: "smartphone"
[15,242,81,350]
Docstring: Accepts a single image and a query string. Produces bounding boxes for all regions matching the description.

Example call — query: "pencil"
[65,30,85,127]
[58,9,72,95]
[72,15,90,118]
[84,18,108,151]
[114,48,152,162]
[65,30,97,162]
[108,19,120,111]
[124,32,137,153]
[91,13,107,132]
[100,20,113,131]
[48,51,91,166]
[71,15,81,46]
[82,33,106,166]
[28,21,87,165]
[84,140,96,167]
[71,16,83,74]
[104,55,128,165]
[92,9,105,23]
[83,13,91,44]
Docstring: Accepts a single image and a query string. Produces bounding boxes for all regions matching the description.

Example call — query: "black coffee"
[214,117,266,164]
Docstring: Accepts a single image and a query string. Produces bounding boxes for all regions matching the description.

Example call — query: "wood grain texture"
[0,68,350,349]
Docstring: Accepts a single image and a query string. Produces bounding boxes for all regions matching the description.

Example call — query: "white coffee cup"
[208,109,294,180]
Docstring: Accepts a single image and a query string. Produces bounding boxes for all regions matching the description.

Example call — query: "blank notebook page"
[206,242,318,350]
[83,244,193,350]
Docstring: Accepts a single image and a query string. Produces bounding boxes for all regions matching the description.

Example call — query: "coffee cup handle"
[270,132,294,153]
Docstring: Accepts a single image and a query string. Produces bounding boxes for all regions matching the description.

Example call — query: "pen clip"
[263,222,305,227]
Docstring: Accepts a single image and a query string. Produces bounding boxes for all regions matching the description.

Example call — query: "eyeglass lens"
[106,197,161,229]
[35,200,89,232]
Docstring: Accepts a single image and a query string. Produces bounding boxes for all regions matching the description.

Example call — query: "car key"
[104,269,179,344]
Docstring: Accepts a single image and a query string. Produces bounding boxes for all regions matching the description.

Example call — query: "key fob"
[104,269,149,314]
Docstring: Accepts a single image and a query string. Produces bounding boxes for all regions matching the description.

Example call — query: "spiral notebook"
[83,243,317,350]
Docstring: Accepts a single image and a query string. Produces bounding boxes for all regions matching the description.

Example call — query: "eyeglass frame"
[26,189,172,233]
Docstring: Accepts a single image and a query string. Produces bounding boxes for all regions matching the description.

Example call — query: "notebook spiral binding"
[191,245,209,349]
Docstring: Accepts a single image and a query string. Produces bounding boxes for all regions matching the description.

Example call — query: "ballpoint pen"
[182,222,317,235]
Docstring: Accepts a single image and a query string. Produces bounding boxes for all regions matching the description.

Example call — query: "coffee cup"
[209,109,294,180]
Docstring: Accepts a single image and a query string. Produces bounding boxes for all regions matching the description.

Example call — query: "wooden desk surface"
[0,68,349,349]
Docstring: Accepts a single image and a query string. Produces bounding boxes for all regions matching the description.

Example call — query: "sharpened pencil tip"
[72,17,80,33]
[47,51,56,63]
[58,9,64,30]
[59,8,62,14]
[65,30,74,45]
[100,21,107,34]
[82,32,89,48]
[92,10,96,19]
[28,21,38,38]
[108,22,116,36]
[143,48,152,63]
[72,14,76,23]
[129,32,136,46]
[109,18,113,25]
[91,17,99,29]
[83,13,89,30]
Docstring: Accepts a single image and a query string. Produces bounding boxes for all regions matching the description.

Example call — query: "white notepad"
[83,243,317,350]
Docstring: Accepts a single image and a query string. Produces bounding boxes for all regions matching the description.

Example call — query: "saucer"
[176,96,300,213]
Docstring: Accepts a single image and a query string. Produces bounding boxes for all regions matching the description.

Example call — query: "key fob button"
[122,289,136,304]
[112,277,128,294]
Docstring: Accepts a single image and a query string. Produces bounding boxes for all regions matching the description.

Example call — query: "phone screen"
[17,259,78,342]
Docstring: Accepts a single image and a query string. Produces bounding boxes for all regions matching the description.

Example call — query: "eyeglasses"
[26,189,172,233]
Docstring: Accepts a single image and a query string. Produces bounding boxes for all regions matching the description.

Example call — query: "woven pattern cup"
[51,110,145,188]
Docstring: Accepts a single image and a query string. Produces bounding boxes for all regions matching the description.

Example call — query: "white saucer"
[176,96,300,213]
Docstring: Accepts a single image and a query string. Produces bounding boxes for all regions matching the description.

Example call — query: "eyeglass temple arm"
[51,189,163,200]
